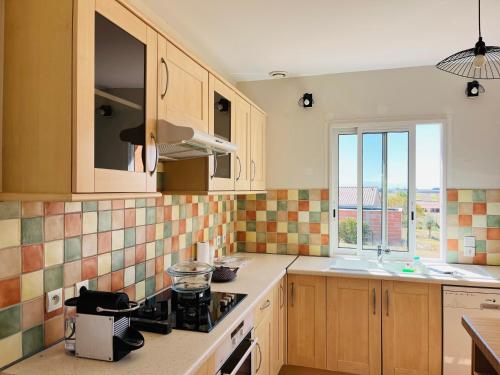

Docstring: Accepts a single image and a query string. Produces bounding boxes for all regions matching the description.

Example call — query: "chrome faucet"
[377,245,391,263]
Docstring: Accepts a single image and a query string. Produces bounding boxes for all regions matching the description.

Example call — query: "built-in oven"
[214,313,260,375]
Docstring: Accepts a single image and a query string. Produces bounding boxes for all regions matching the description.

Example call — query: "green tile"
[473,190,486,202]
[82,201,98,212]
[22,325,44,356]
[237,242,246,252]
[256,193,267,200]
[0,305,20,340]
[487,215,500,228]
[320,200,329,212]
[277,201,287,211]
[155,240,164,257]
[136,199,146,208]
[89,278,98,290]
[309,212,321,223]
[192,218,199,232]
[98,211,111,232]
[179,205,186,220]
[256,232,266,243]
[447,251,458,263]
[111,250,124,272]
[299,234,309,245]
[222,201,227,211]
[171,252,179,265]
[320,245,330,256]
[146,208,156,225]
[135,262,145,282]
[185,234,192,248]
[124,228,136,248]
[21,217,43,245]
[171,196,180,205]
[287,222,298,233]
[64,237,81,262]
[208,226,214,239]
[237,200,246,210]
[163,222,172,238]
[203,202,209,214]
[146,277,156,297]
[476,240,486,253]
[0,202,20,220]
[458,227,473,237]
[246,222,256,231]
[266,211,277,221]
[447,202,458,215]
[44,265,63,293]
[299,190,309,200]
[277,244,288,254]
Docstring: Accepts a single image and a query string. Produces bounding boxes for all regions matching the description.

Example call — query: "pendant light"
[436,0,500,79]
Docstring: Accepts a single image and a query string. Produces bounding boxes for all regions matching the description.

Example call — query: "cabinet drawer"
[254,288,274,328]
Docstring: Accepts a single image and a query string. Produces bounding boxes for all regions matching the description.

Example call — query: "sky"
[337,124,441,190]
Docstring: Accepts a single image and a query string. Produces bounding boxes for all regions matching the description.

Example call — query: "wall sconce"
[466,80,485,97]
[299,93,314,108]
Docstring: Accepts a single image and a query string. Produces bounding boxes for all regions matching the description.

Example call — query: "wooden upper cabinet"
[250,106,266,191]
[208,75,236,191]
[162,40,209,133]
[234,96,252,191]
[287,274,327,369]
[327,277,382,375]
[382,281,442,375]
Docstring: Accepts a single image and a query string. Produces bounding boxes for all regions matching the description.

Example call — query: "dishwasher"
[443,285,500,375]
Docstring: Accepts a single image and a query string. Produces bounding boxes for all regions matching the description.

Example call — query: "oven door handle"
[220,338,259,375]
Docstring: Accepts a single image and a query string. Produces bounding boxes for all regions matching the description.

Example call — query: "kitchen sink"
[329,257,426,274]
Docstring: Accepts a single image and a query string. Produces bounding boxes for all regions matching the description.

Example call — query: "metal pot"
[166,261,215,293]
[212,266,239,283]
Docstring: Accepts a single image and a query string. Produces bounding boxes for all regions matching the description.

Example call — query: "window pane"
[416,124,441,258]
[387,132,409,252]
[338,134,357,249]
[362,133,383,250]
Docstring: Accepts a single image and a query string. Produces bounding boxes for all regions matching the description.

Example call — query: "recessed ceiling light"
[268,71,288,79]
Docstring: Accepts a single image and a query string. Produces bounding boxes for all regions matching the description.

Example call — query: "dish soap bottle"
[413,256,424,273]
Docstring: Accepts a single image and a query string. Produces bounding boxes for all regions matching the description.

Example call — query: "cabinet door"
[255,312,271,375]
[164,41,209,133]
[234,96,252,191]
[250,106,266,191]
[287,274,327,369]
[78,0,158,193]
[382,281,441,375]
[208,75,236,191]
[271,276,286,375]
[327,277,381,375]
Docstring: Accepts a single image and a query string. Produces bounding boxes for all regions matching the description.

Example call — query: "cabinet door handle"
[236,156,242,181]
[291,282,295,307]
[256,342,262,373]
[385,289,390,317]
[372,288,376,315]
[210,155,218,179]
[149,133,159,175]
[280,283,284,308]
[160,57,168,99]
[260,299,271,311]
[251,160,256,181]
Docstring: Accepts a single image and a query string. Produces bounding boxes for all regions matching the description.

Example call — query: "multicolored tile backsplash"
[446,189,500,265]
[236,189,330,256]
[0,195,235,369]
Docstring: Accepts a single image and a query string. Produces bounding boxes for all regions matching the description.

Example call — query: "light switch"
[463,246,475,257]
[75,280,89,297]
[463,236,476,247]
[46,288,63,313]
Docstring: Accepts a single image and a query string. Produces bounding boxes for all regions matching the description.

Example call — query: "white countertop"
[5,253,297,375]
[288,256,500,288]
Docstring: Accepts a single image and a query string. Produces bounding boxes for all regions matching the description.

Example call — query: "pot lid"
[167,260,214,276]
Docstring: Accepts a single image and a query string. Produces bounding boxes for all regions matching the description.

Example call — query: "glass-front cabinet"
[208,75,236,190]
[74,0,158,193]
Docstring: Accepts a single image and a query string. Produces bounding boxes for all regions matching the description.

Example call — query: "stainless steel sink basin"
[330,257,426,274]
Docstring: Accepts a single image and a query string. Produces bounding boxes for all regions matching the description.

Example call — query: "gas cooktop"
[130,288,247,334]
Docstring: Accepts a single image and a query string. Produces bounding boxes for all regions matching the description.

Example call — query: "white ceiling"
[141,0,500,82]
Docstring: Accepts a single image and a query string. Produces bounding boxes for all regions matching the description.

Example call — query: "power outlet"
[46,288,63,313]
[463,236,476,257]
[216,236,222,247]
[75,280,89,297]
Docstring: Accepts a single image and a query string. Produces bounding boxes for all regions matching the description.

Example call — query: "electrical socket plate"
[46,288,63,313]
[216,236,222,247]
[463,246,475,257]
[75,280,89,297]
[464,236,476,248]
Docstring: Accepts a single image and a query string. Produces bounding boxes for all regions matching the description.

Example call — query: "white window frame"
[329,119,447,261]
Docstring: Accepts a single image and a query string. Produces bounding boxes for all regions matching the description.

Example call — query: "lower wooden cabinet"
[193,353,215,375]
[327,277,382,375]
[287,274,327,369]
[271,276,287,374]
[255,311,272,375]
[382,281,442,375]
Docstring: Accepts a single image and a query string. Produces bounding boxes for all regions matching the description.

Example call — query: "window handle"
[411,211,415,221]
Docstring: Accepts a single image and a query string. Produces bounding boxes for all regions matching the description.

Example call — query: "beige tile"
[125,199,135,208]
[98,200,112,211]
[82,233,97,258]
[82,212,98,235]
[472,215,487,228]
[44,240,64,267]
[487,202,500,215]
[287,190,298,200]
[64,202,82,213]
[44,214,64,241]
[487,240,500,253]
[0,219,21,249]
[64,260,81,287]
[135,280,145,301]
[155,223,163,241]
[112,210,124,230]
[0,247,21,279]
[163,254,172,270]
[146,242,155,260]
[22,297,44,330]
[487,253,500,266]
[21,202,43,218]
[486,190,500,202]
[111,229,124,251]
[44,315,64,346]
[21,270,44,301]
[98,253,111,276]
[0,332,22,368]
[124,266,135,287]
[458,190,472,202]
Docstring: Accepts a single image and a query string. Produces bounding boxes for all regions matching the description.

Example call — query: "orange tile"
[267,233,277,243]
[447,189,458,202]
[277,233,287,244]
[98,232,112,254]
[246,211,256,221]
[298,201,309,211]
[22,297,44,330]
[111,200,124,210]
[487,228,500,240]
[473,203,487,215]
[98,274,111,292]
[458,215,472,227]
[473,253,487,265]
[155,256,163,274]
[111,270,124,292]
[256,201,266,211]
[22,202,43,218]
[64,213,82,237]
[0,277,20,308]
[309,223,320,233]
[81,256,98,280]
[44,315,64,346]
[146,224,156,242]
[299,245,309,255]
[135,244,146,263]
[447,239,458,251]
[277,190,288,200]
[266,222,277,232]
[44,202,64,216]
[256,243,267,253]
[321,234,329,245]
[288,212,298,222]
[22,244,43,273]
[123,285,135,301]
[163,206,172,221]
[321,189,329,200]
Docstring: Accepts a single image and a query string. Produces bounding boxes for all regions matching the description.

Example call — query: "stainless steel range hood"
[156,120,237,160]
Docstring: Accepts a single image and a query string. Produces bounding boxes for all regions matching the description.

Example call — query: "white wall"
[237,66,500,189]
